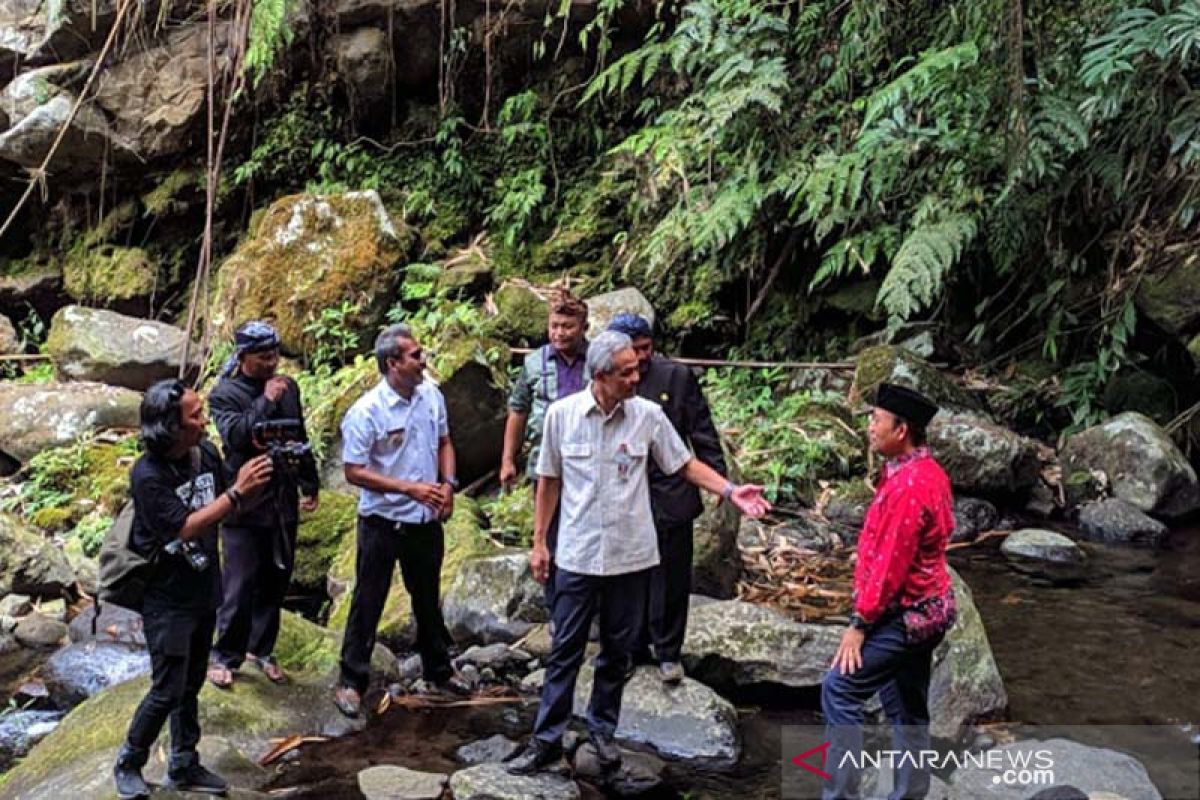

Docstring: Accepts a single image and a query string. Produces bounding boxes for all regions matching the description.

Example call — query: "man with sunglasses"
[207,321,319,688]
[333,323,469,717]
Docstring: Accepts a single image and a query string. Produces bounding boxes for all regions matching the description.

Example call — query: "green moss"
[81,201,137,248]
[29,506,74,530]
[487,282,546,345]
[271,610,341,674]
[62,244,156,303]
[292,491,358,592]
[851,344,979,411]
[18,438,137,533]
[327,497,492,643]
[142,168,203,217]
[479,483,534,546]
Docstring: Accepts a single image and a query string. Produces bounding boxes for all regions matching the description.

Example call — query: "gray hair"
[586,330,633,379]
[374,323,415,373]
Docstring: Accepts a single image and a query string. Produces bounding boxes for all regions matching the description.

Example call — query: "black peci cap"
[873,382,939,427]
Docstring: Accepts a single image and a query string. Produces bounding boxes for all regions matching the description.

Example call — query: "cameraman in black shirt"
[207,321,319,687]
[114,379,272,799]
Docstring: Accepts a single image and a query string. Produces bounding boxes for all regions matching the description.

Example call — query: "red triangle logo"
[791,740,832,780]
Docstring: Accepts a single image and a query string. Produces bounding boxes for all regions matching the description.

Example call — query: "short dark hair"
[374,323,415,374]
[549,289,588,321]
[893,413,927,447]
[140,379,187,457]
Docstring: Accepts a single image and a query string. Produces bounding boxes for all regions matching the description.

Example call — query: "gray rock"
[1060,412,1200,519]
[573,742,665,794]
[0,513,77,596]
[44,305,198,390]
[67,602,145,646]
[1077,498,1169,547]
[334,28,392,110]
[928,570,1008,739]
[357,764,448,800]
[952,496,999,543]
[397,653,423,682]
[947,738,1161,800]
[36,597,65,621]
[448,762,580,800]
[1001,529,1086,564]
[455,734,520,765]
[928,411,1041,496]
[455,643,532,671]
[440,345,509,484]
[584,287,655,339]
[0,593,32,617]
[43,641,150,706]
[693,488,743,597]
[0,314,19,355]
[458,663,480,688]
[443,552,547,645]
[0,629,18,652]
[681,598,843,691]
[0,710,62,769]
[13,612,67,648]
[574,664,740,764]
[0,382,141,472]
[851,345,983,413]
[520,668,545,693]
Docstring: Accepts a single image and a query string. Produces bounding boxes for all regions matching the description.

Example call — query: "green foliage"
[2,437,138,532]
[302,300,362,368]
[703,367,866,505]
[72,511,113,558]
[877,212,978,325]
[244,0,295,88]
[479,483,535,546]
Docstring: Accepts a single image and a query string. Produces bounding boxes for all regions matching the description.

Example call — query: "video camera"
[252,418,314,476]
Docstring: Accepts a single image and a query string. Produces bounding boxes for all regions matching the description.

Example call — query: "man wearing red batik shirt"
[821,383,956,800]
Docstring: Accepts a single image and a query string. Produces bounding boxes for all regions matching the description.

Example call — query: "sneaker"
[166,761,228,795]
[660,661,684,684]
[113,763,150,800]
[332,684,362,718]
[504,738,563,775]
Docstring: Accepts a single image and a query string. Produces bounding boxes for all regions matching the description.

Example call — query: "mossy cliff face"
[292,490,358,593]
[0,612,393,798]
[210,191,415,356]
[327,497,493,644]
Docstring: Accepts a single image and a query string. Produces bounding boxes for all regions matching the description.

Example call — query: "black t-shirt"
[130,440,226,610]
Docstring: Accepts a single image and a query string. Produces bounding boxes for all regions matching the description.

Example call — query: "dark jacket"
[207,372,319,529]
[637,354,727,527]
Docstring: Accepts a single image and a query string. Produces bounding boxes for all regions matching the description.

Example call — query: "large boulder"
[0,381,140,473]
[584,287,655,338]
[850,345,980,412]
[951,496,999,543]
[433,336,510,484]
[211,191,413,356]
[1136,259,1200,344]
[927,411,1041,496]
[0,611,395,798]
[1077,498,1169,547]
[61,245,158,307]
[1060,412,1200,519]
[0,64,137,175]
[681,598,843,691]
[327,498,492,644]
[44,305,198,390]
[947,738,1161,800]
[573,664,740,764]
[1000,529,1087,582]
[292,490,358,594]
[42,641,150,707]
[488,281,547,345]
[928,570,1008,739]
[0,513,76,597]
[442,552,547,645]
[448,763,580,800]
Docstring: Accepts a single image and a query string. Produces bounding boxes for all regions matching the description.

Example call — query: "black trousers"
[645,520,693,664]
[213,521,296,669]
[338,516,453,693]
[122,603,215,766]
[533,567,649,745]
[543,504,561,610]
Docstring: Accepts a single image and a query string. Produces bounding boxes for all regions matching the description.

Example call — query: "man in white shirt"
[505,331,771,774]
[333,323,467,717]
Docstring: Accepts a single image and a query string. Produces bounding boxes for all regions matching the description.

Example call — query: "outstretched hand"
[730,484,771,518]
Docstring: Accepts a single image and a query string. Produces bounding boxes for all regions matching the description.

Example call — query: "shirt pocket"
[562,442,592,460]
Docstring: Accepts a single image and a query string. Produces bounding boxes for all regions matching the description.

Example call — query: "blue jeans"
[821,614,943,800]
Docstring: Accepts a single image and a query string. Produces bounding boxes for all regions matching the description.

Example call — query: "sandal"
[206,664,234,689]
[248,654,287,684]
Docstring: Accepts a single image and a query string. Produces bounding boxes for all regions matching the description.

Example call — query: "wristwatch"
[848,613,869,631]
[444,476,460,492]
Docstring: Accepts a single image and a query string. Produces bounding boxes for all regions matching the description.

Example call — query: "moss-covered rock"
[292,490,358,594]
[584,287,655,339]
[433,335,510,484]
[0,611,394,798]
[14,437,136,532]
[327,497,493,645]
[850,345,981,412]
[1103,369,1179,425]
[0,382,140,473]
[0,512,76,598]
[1135,258,1200,340]
[488,281,547,345]
[927,410,1041,497]
[210,191,414,356]
[142,167,203,217]
[62,245,156,305]
[45,305,198,390]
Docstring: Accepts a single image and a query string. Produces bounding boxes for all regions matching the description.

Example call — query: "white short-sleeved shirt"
[537,388,692,576]
[341,378,449,524]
